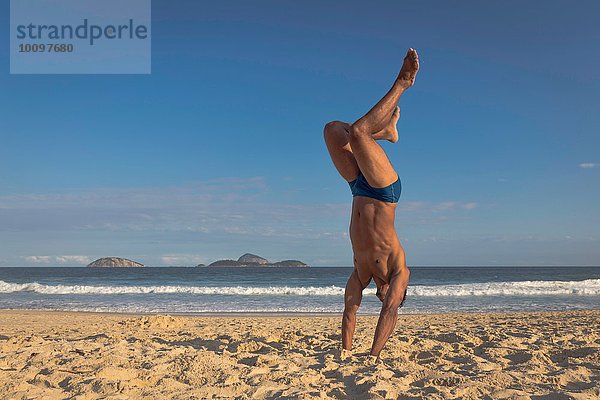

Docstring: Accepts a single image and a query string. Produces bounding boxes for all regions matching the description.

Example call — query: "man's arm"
[370,268,409,357]
[342,269,366,350]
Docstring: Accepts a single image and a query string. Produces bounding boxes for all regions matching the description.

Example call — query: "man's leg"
[349,48,419,188]
[323,110,404,182]
[324,121,359,182]
[370,267,410,357]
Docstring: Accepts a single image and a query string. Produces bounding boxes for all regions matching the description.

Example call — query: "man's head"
[376,284,389,302]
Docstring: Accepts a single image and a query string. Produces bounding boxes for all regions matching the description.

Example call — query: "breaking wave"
[1,279,600,296]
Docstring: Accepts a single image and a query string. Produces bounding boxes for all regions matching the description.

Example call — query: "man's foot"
[372,106,400,143]
[397,48,419,89]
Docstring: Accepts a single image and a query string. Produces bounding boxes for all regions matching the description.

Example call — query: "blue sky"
[1,0,599,267]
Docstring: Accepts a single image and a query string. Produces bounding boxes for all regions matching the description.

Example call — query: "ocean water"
[0,266,599,315]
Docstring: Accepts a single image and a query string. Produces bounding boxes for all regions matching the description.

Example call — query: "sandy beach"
[0,310,598,399]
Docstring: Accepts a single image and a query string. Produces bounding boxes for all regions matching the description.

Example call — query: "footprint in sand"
[504,351,533,365]
[434,332,465,343]
[414,350,441,364]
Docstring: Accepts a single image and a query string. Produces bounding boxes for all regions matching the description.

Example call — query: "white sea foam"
[0,282,347,296]
[410,279,600,296]
[1,279,600,296]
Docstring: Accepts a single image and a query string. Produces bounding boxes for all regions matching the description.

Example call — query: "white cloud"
[160,254,207,266]
[55,255,91,264]
[0,179,350,239]
[462,202,478,210]
[1,178,480,267]
[399,201,478,213]
[23,256,52,263]
[22,255,91,264]
[579,162,599,169]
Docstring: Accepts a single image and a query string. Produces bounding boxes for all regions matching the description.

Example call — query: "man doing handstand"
[324,48,419,360]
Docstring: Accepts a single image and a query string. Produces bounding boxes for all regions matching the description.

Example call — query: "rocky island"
[87,257,144,268]
[200,253,308,267]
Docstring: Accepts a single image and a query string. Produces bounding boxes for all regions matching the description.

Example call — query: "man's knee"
[324,120,346,139]
[324,120,339,133]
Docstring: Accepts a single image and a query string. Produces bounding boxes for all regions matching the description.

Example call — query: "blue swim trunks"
[348,173,401,203]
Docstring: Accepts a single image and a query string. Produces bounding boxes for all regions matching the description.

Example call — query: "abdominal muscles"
[349,197,404,278]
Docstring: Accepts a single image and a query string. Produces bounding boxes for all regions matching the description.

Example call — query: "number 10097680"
[19,44,74,53]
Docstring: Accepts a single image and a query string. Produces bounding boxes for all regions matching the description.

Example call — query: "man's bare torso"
[350,196,406,295]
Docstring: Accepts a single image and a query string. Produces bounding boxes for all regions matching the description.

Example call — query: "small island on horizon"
[84,254,308,268]
[87,257,144,268]
[201,253,308,268]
